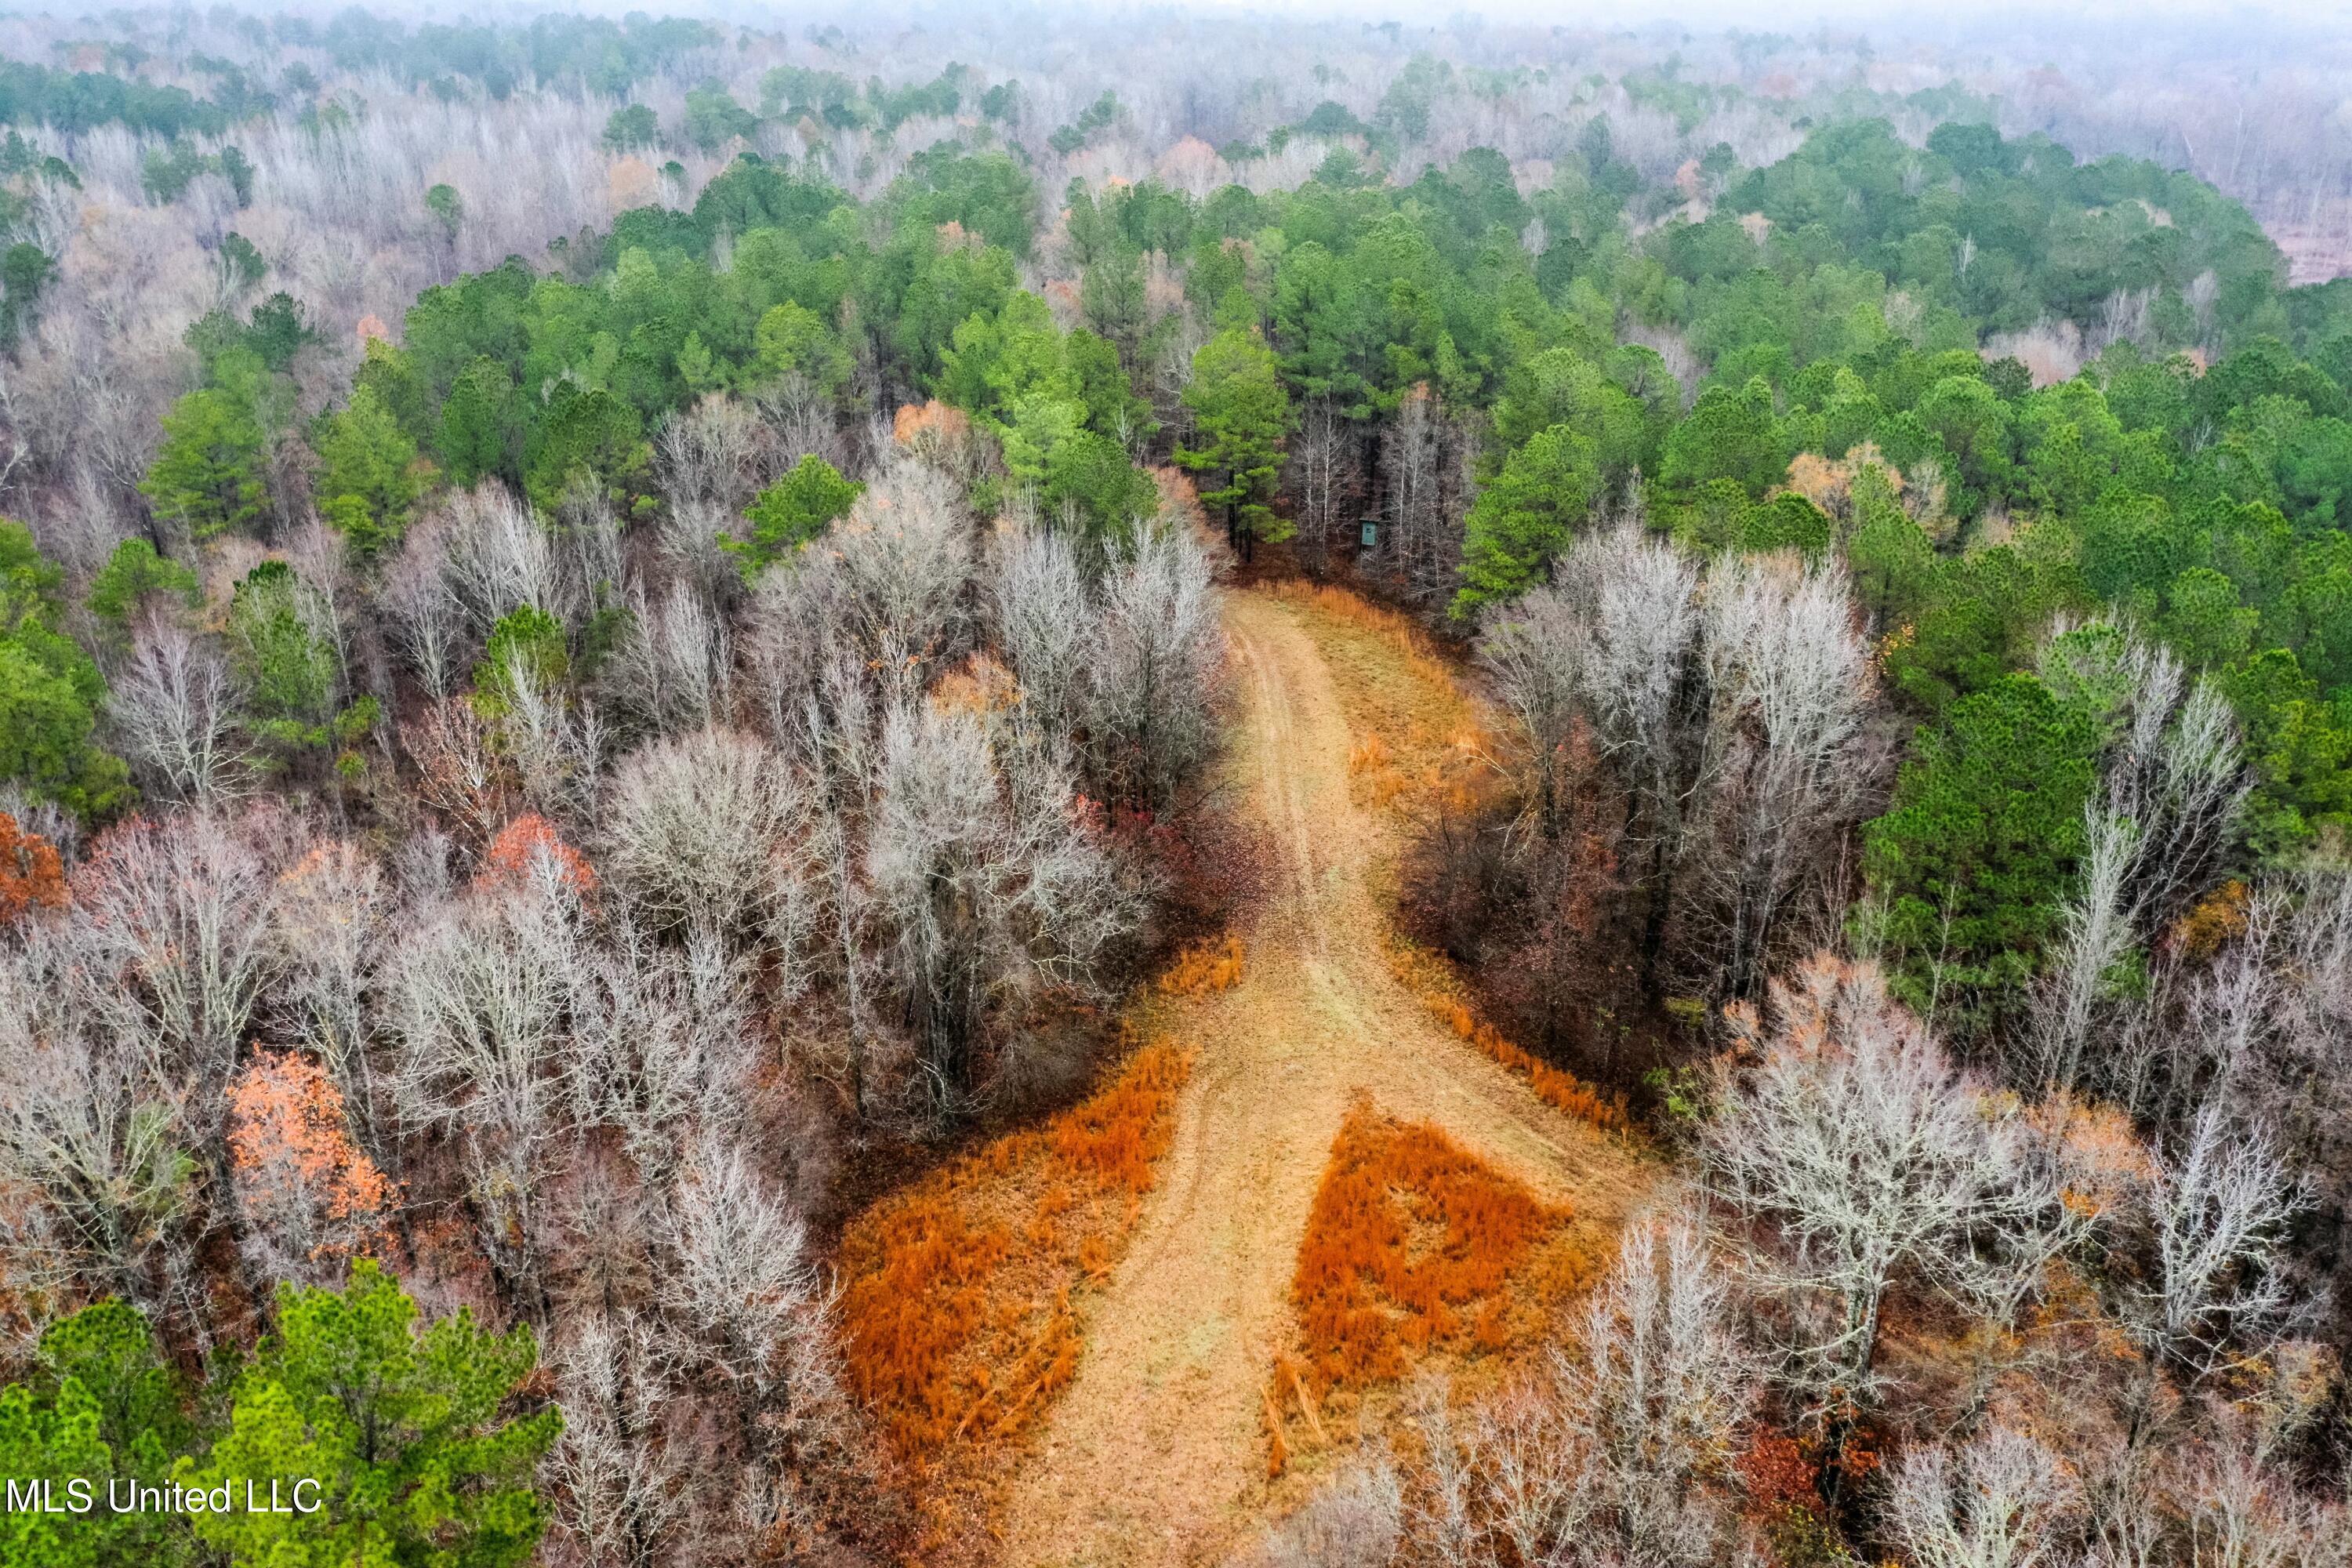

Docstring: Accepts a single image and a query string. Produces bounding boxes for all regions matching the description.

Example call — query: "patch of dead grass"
[1158,933,1247,997]
[838,1036,1195,1457]
[1261,581,1494,818]
[1268,1102,1602,1475]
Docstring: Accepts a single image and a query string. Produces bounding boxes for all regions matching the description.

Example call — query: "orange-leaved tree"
[479,811,598,902]
[227,1048,396,1283]
[0,811,67,926]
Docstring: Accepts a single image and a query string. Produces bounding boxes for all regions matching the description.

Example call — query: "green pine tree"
[1456,424,1599,614]
[178,1261,558,1568]
[728,453,862,578]
[141,383,267,541]
[1178,325,1293,561]
[314,385,423,556]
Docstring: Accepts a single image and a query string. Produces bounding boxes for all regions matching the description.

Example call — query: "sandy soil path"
[995,588,1657,1567]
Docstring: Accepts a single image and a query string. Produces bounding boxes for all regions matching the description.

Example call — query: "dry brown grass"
[1261,581,1497,820]
[1262,580,1457,692]
[1345,731,1409,808]
[838,1035,1195,1456]
[1265,1105,1610,1478]
[1286,1104,1597,1402]
[1158,933,1247,997]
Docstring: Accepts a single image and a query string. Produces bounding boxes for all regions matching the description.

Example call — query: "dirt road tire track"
[995,588,1657,1567]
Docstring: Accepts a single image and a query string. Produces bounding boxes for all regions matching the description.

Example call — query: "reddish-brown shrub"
[0,813,67,926]
[226,1049,396,1266]
[479,812,597,899]
[1738,1428,1820,1513]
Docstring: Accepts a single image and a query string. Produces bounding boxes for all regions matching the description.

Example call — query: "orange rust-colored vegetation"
[2174,878,2252,959]
[1157,933,1246,997]
[839,1036,1195,1454]
[1050,1039,1192,1192]
[479,811,598,899]
[0,812,67,927]
[894,399,980,477]
[930,652,1020,717]
[1290,1103,1577,1392]
[1388,941,1630,1134]
[226,1049,396,1263]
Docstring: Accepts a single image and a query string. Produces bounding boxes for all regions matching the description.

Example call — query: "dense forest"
[0,4,2349,1566]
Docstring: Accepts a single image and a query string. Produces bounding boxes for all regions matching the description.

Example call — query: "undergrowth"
[1158,933,1246,996]
[838,1036,1195,1456]
[1290,1103,1578,1393]
[1389,939,1632,1134]
[1267,1105,1605,1476]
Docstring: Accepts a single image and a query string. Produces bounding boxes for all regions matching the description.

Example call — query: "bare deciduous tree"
[270,840,390,1154]
[1690,554,1885,1003]
[993,526,1095,743]
[404,695,512,846]
[1483,532,1887,1010]
[657,392,766,514]
[0,922,194,1320]
[1549,529,1704,997]
[2033,624,2250,1095]
[568,924,757,1176]
[1088,523,1225,811]
[439,481,563,632]
[1381,386,1446,598]
[827,457,975,691]
[1287,396,1348,575]
[1884,1425,2081,1568]
[547,1309,699,1568]
[387,856,589,1315]
[381,514,474,699]
[1546,1216,1760,1562]
[779,652,888,1120]
[603,579,734,740]
[601,727,806,944]
[1702,956,2071,1421]
[869,699,1135,1120]
[2133,1104,2303,1377]
[1481,579,1586,842]
[660,1134,852,1545]
[71,808,290,1150]
[1242,1454,1403,1568]
[499,641,606,820]
[105,615,251,804]
[2176,1406,2352,1568]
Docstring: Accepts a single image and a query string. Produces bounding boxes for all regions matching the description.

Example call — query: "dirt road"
[995,587,1659,1567]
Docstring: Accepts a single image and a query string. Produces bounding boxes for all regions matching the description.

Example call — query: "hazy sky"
[261,0,2352,27]
[1158,0,2352,23]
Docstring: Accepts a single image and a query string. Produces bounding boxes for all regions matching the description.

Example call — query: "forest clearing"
[988,583,1657,1566]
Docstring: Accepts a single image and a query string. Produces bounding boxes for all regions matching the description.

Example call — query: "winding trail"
[995,587,1659,1567]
